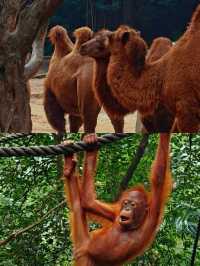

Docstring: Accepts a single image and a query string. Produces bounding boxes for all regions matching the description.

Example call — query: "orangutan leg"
[63,155,94,266]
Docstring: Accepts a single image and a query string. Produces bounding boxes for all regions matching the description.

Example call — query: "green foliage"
[0,134,199,265]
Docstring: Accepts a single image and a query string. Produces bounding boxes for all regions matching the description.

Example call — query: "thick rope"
[0,134,129,157]
[0,134,32,143]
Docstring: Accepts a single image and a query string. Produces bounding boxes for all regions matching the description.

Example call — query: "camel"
[107,5,200,132]
[80,31,174,132]
[80,29,129,122]
[44,26,123,133]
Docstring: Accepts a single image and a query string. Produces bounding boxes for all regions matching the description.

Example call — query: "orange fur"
[63,134,172,265]
[107,6,200,132]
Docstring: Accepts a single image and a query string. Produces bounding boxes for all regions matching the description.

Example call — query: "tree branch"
[0,200,66,247]
[24,19,48,80]
[118,134,150,195]
[15,0,63,55]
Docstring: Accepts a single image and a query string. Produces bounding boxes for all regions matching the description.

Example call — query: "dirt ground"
[30,78,137,133]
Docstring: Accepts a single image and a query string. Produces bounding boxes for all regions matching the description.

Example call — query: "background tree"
[0,0,63,133]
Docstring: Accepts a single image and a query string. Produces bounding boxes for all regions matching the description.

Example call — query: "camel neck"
[94,58,109,84]
[54,43,71,58]
[73,40,85,52]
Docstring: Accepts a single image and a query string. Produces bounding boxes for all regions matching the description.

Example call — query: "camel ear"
[121,31,130,45]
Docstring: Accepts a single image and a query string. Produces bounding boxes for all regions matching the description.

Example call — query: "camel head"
[73,26,94,49]
[49,25,70,45]
[48,25,73,54]
[80,29,112,59]
[110,25,148,73]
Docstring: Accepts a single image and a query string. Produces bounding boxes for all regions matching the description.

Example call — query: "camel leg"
[83,111,99,133]
[44,88,66,133]
[109,116,124,133]
[77,76,101,133]
[69,115,83,133]
[81,103,100,133]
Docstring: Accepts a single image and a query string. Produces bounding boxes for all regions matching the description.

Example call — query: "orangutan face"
[118,191,148,230]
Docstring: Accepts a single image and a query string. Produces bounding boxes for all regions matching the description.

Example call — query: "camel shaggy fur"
[80,30,174,132]
[107,5,200,132]
[80,29,129,121]
[141,37,174,132]
[44,26,123,133]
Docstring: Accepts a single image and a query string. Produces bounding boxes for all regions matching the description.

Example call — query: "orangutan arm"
[150,133,172,215]
[81,135,116,222]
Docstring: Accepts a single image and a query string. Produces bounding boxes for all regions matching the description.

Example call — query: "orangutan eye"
[131,202,136,207]
[124,200,128,205]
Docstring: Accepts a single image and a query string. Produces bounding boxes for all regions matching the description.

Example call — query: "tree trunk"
[0,0,63,133]
[0,36,31,132]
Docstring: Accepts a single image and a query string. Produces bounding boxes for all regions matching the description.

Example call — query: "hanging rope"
[191,216,200,266]
[0,133,129,157]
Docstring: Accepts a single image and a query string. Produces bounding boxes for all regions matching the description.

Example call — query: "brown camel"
[80,29,129,123]
[44,26,123,133]
[80,30,174,132]
[107,6,200,132]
